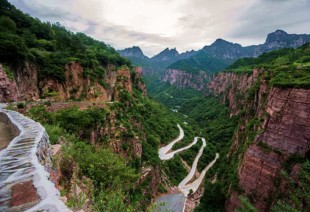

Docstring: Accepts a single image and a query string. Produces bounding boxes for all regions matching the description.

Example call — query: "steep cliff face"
[162,69,211,91]
[41,62,119,101]
[207,70,310,211]
[207,69,262,115]
[229,87,310,211]
[14,62,40,101]
[0,65,18,102]
[0,61,145,103]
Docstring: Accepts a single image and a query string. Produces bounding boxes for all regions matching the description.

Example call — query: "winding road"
[156,124,219,211]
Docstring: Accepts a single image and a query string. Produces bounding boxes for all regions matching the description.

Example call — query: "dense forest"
[228,43,310,88]
[0,0,129,82]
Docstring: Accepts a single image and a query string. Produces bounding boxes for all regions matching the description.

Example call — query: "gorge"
[0,0,309,211]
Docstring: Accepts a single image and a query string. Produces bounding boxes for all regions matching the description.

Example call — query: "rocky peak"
[265,29,288,43]
[179,49,197,59]
[211,38,233,47]
[118,46,148,59]
[254,29,310,56]
[201,39,245,60]
[152,48,180,61]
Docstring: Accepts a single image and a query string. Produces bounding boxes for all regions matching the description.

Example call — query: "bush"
[16,102,25,109]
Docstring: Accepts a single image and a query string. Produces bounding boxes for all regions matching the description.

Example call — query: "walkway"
[0,106,69,212]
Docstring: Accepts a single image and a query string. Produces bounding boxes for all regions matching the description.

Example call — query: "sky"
[8,0,310,57]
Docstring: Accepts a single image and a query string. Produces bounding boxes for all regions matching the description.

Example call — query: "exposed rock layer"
[206,70,310,211]
[162,69,211,91]
[0,61,144,103]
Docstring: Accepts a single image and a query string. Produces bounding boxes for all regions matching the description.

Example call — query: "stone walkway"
[0,107,69,212]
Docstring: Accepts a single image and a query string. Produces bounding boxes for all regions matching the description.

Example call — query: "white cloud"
[8,0,310,56]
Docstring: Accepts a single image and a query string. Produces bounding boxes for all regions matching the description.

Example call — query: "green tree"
[0,15,16,32]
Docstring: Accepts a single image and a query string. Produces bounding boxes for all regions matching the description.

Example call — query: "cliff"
[0,61,145,103]
[162,69,211,91]
[206,69,310,211]
[0,64,18,102]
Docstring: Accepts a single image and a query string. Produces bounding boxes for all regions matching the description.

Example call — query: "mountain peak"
[152,48,179,61]
[214,38,228,43]
[265,29,288,43]
[118,46,148,59]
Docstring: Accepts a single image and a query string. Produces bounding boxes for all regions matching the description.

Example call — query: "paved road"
[156,124,219,211]
[154,193,186,212]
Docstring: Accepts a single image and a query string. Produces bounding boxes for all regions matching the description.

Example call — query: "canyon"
[0,0,309,211]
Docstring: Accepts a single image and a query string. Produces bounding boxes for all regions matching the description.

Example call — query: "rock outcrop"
[0,61,144,103]
[162,69,211,91]
[0,65,18,102]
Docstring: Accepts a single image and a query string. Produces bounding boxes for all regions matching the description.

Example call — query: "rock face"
[14,62,40,101]
[42,62,119,101]
[0,61,142,103]
[133,67,147,96]
[207,69,262,115]
[118,46,149,60]
[162,69,211,91]
[0,107,69,211]
[254,30,310,56]
[206,70,310,211]
[113,67,133,101]
[0,65,18,102]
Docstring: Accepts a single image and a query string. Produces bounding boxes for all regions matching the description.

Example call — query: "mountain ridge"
[119,30,310,74]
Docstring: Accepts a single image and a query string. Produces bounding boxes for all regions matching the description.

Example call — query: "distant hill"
[169,30,310,73]
[118,46,197,69]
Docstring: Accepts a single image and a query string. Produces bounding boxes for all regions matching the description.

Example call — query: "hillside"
[0,0,211,211]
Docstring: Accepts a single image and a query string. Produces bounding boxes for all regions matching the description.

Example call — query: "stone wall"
[0,107,70,211]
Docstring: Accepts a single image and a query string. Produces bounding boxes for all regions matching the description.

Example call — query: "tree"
[0,15,16,32]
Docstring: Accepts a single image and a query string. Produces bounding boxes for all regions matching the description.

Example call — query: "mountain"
[151,48,179,62]
[118,46,198,80]
[118,46,149,59]
[169,30,310,73]
[119,46,197,69]
[118,46,151,67]
[254,29,310,56]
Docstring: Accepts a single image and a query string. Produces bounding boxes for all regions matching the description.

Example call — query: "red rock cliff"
[0,62,144,103]
[207,70,310,211]
[0,65,18,102]
[162,69,211,91]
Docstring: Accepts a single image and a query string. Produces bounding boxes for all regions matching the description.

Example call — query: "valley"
[0,0,309,211]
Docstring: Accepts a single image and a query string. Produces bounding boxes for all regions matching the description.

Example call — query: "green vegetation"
[26,81,199,209]
[147,81,239,210]
[0,0,130,82]
[272,161,310,212]
[169,52,232,73]
[236,196,258,212]
[228,43,310,88]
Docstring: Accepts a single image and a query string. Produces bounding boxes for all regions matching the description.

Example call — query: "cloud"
[8,0,310,56]
[227,0,310,44]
